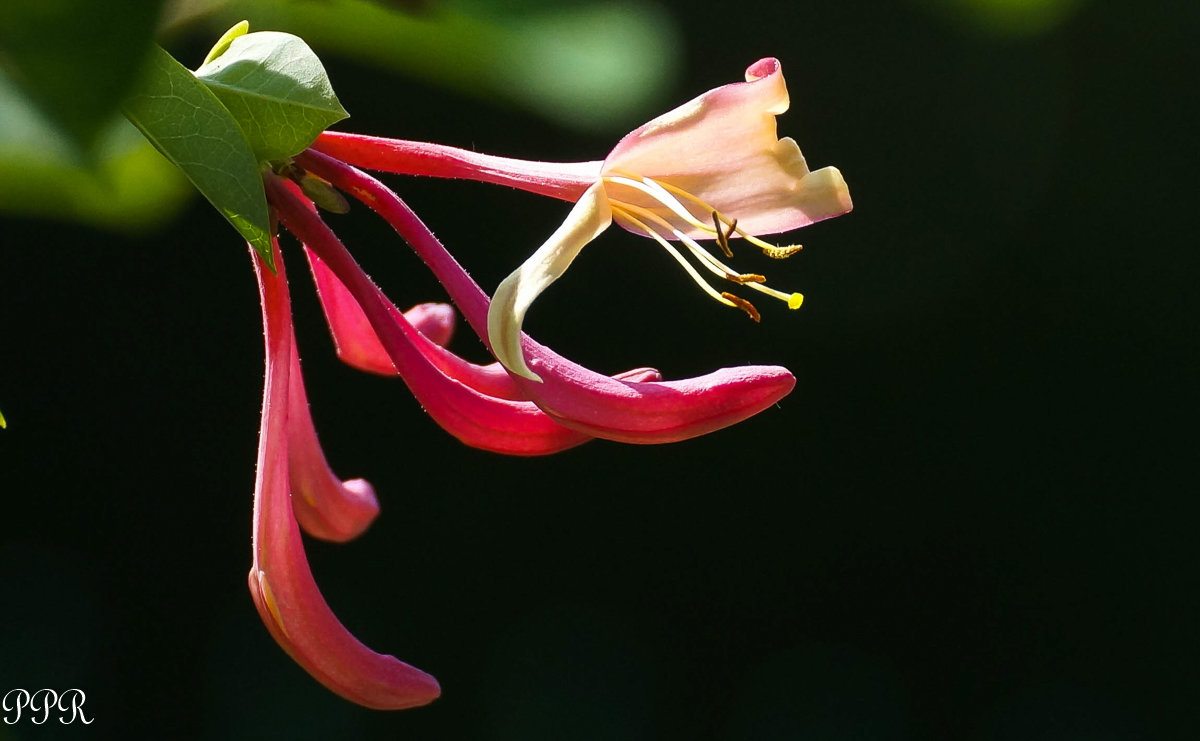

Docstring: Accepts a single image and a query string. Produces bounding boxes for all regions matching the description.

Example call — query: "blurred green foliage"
[0,0,166,149]
[0,0,188,231]
[0,0,681,234]
[0,72,190,230]
[913,0,1086,37]
[186,0,681,132]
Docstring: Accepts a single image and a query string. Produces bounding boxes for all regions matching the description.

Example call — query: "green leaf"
[195,31,349,162]
[122,45,273,266]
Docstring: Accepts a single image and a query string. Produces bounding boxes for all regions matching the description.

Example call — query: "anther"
[724,272,766,284]
[761,244,803,259]
[721,292,761,323]
[712,211,734,257]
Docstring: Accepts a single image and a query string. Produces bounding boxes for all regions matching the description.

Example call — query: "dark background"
[2,0,1197,739]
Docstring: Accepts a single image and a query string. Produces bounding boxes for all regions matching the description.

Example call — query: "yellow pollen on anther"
[762,244,803,259]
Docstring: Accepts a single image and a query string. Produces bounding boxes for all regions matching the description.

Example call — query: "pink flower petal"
[249,240,440,710]
[514,340,796,443]
[287,330,380,542]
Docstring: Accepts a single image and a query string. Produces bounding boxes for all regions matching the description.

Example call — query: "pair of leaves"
[122,25,348,265]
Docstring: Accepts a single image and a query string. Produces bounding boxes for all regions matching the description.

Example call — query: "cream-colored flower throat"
[603,172,805,323]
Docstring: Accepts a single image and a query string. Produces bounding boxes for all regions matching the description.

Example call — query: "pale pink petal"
[268,173,593,456]
[314,131,601,203]
[603,57,852,237]
[249,241,440,710]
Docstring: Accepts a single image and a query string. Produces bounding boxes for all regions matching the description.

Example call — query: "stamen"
[622,204,763,289]
[720,293,761,323]
[604,174,714,234]
[609,197,806,317]
[610,205,737,309]
[610,173,796,272]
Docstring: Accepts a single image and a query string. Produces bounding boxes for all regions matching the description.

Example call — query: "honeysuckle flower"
[228,50,845,709]
[312,57,852,381]
[123,32,851,715]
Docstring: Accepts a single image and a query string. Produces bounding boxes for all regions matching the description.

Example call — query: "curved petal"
[249,241,440,710]
[515,339,796,443]
[287,333,380,543]
[267,173,592,456]
[488,182,612,380]
[603,57,852,237]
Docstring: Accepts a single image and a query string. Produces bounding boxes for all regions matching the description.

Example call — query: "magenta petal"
[267,174,592,456]
[287,333,380,542]
[297,150,796,444]
[250,242,440,710]
[307,245,455,375]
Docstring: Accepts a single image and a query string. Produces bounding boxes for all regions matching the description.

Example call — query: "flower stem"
[312,132,600,203]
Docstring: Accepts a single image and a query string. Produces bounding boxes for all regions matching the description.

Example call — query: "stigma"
[601,172,805,322]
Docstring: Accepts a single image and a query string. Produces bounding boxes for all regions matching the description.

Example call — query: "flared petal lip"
[602,57,852,238]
